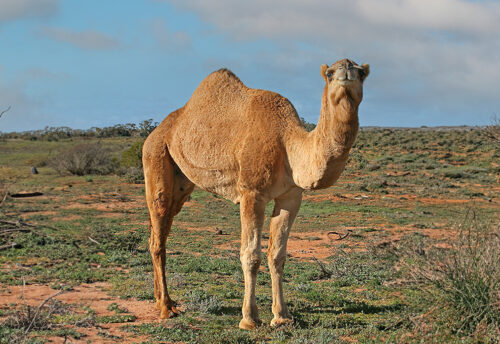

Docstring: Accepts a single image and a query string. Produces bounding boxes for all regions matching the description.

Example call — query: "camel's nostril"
[347,69,356,81]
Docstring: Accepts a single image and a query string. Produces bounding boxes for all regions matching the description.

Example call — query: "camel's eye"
[326,71,333,78]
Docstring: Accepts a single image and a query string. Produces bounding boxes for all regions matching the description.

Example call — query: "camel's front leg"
[268,189,302,327]
[239,192,266,330]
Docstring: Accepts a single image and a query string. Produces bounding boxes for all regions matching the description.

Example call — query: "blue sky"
[1,0,499,132]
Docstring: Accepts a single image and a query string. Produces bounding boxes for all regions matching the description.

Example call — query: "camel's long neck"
[287,88,359,190]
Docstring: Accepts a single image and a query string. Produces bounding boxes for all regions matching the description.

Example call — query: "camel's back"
[164,69,300,201]
[181,68,298,125]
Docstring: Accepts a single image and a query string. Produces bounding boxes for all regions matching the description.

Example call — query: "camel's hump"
[214,68,241,81]
[200,68,246,88]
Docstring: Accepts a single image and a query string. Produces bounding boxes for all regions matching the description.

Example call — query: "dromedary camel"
[142,58,369,329]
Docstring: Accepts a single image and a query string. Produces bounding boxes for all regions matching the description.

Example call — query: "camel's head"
[321,58,369,105]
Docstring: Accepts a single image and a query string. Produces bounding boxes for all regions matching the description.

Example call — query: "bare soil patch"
[0,282,156,343]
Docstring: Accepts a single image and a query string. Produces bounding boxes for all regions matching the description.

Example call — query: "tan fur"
[142,59,369,328]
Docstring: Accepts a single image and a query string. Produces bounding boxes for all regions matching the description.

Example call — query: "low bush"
[49,143,116,176]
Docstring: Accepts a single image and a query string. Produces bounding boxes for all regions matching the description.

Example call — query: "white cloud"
[23,67,70,81]
[42,27,122,50]
[168,0,500,40]
[0,67,72,132]
[0,81,48,132]
[0,0,58,22]
[152,19,192,52]
[168,0,500,123]
[358,0,500,36]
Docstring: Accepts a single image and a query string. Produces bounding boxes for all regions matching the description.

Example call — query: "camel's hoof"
[159,304,180,319]
[239,318,262,330]
[270,317,293,328]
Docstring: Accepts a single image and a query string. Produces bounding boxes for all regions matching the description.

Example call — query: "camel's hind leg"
[143,142,194,319]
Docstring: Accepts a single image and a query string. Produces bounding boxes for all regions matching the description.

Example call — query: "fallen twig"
[327,230,352,241]
[0,191,8,208]
[88,236,100,245]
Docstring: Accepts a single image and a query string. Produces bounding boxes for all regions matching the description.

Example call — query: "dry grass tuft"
[484,116,500,143]
[399,210,499,338]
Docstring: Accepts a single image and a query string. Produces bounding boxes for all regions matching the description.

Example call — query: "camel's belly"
[171,152,241,203]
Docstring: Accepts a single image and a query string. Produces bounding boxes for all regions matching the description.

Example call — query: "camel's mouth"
[337,79,353,86]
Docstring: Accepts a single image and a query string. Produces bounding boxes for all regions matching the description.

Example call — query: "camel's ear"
[321,64,329,81]
[360,64,370,82]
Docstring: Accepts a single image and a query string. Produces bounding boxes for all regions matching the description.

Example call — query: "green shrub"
[121,140,145,183]
[300,117,316,132]
[121,140,144,168]
[123,167,144,184]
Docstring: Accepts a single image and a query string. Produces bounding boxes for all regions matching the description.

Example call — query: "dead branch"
[327,230,352,241]
[0,219,36,228]
[0,106,11,119]
[0,218,59,231]
[312,256,332,278]
[0,228,32,236]
[0,219,57,239]
[0,242,19,251]
[10,192,44,198]
[24,289,69,334]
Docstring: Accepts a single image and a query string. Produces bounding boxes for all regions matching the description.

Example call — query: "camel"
[142,58,369,329]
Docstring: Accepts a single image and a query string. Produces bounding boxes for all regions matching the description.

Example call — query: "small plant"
[185,290,223,314]
[106,303,128,314]
[97,314,135,323]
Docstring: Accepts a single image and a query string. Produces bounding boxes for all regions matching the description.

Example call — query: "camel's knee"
[268,251,286,273]
[149,240,165,258]
[240,250,261,274]
[151,191,171,217]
